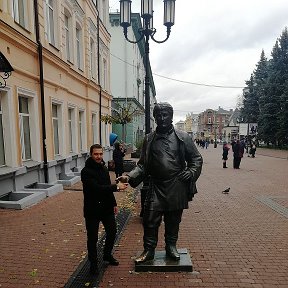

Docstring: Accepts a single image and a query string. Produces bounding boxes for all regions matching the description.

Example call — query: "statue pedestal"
[134,248,193,272]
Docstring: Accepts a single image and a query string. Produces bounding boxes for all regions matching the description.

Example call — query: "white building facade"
[109,13,156,148]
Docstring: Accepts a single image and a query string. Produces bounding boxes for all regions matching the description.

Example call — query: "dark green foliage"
[241,28,288,146]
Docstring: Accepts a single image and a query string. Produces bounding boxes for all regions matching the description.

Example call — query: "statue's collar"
[155,125,174,135]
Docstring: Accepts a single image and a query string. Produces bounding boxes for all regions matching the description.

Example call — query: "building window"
[102,0,107,25]
[19,97,32,160]
[0,95,5,166]
[64,10,73,62]
[92,113,98,144]
[52,103,60,155]
[208,117,211,124]
[90,38,96,79]
[68,107,76,153]
[101,120,108,146]
[79,110,85,151]
[12,0,27,28]
[45,0,56,46]
[103,58,107,90]
[76,24,83,70]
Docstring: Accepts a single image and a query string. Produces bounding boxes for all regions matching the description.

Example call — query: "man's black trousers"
[85,214,117,264]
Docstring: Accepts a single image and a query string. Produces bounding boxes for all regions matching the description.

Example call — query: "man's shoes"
[89,263,98,275]
[135,250,155,263]
[166,245,180,261]
[103,255,119,266]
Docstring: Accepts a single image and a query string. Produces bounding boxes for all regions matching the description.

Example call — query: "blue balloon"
[109,133,118,146]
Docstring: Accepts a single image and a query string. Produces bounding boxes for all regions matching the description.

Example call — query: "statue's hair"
[153,102,173,118]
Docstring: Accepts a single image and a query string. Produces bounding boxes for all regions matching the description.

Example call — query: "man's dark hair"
[90,144,103,155]
[153,102,173,118]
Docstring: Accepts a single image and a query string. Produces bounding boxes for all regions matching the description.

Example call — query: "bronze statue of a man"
[118,102,203,263]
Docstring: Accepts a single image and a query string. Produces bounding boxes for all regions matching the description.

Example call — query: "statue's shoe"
[135,250,155,263]
[165,245,180,261]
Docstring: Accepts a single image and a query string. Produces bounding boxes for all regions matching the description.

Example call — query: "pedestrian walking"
[249,142,257,158]
[113,142,126,178]
[222,141,230,168]
[81,144,128,275]
[232,139,244,169]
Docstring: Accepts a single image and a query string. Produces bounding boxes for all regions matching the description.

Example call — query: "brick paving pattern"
[0,146,288,288]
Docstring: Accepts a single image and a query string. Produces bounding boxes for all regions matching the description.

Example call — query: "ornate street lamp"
[120,0,176,134]
[0,52,14,88]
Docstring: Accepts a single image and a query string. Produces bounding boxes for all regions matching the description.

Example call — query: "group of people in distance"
[81,102,203,275]
[222,139,256,169]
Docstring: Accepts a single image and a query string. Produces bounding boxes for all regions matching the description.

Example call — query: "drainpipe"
[34,0,48,183]
[97,6,102,145]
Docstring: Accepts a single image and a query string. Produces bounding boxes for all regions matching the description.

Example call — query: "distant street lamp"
[0,52,14,88]
[120,0,176,134]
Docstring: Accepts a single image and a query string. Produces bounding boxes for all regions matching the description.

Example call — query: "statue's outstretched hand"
[178,169,192,182]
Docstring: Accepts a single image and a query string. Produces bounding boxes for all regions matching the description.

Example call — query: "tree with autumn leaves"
[101,101,144,143]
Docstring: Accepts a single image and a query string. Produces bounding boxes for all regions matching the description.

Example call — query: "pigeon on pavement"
[222,187,230,194]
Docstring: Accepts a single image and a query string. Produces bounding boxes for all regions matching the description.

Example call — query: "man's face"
[155,109,172,129]
[91,148,103,164]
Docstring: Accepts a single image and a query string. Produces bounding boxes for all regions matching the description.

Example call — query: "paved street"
[0,146,288,288]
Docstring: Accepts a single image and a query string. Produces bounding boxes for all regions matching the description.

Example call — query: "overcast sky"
[110,0,288,123]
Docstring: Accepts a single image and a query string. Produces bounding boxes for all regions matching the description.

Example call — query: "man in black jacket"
[81,144,128,274]
[118,103,203,263]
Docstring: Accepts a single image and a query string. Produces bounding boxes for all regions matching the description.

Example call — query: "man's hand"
[116,175,129,183]
[178,168,192,182]
[117,181,129,191]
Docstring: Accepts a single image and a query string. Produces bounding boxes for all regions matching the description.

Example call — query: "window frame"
[18,96,32,161]
[103,58,107,90]
[102,0,107,25]
[0,88,18,168]
[51,101,63,156]
[76,22,83,71]
[90,37,96,79]
[64,8,73,63]
[68,106,76,153]
[92,112,99,144]
[52,103,60,156]
[78,109,86,152]
[12,0,28,29]
[101,119,109,147]
[46,0,55,45]
[44,0,59,47]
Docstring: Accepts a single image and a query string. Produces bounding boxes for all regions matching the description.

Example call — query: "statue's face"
[155,109,172,129]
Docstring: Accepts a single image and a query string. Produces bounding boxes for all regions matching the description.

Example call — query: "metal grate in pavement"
[64,208,131,288]
[256,195,288,218]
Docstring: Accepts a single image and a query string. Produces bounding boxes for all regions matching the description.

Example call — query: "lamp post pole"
[120,0,176,134]
[144,20,151,133]
[120,0,176,216]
